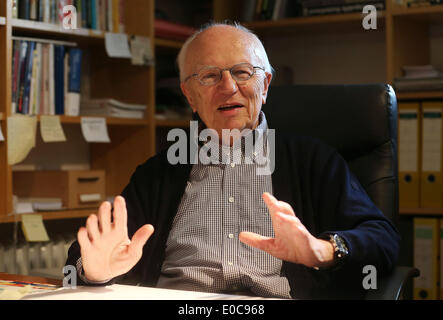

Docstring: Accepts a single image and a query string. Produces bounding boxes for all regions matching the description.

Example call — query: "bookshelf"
[0,0,157,223]
[245,11,386,36]
[213,0,443,217]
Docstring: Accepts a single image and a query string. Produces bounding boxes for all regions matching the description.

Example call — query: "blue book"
[16,40,29,113]
[65,48,83,116]
[18,0,30,20]
[81,0,88,28]
[68,48,83,93]
[53,45,65,115]
[90,0,96,30]
[22,41,35,114]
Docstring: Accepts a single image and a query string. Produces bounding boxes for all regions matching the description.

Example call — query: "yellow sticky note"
[7,114,37,165]
[21,214,50,242]
[40,115,67,142]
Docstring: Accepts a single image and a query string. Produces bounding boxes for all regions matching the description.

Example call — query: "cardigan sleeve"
[282,137,400,299]
[315,150,400,277]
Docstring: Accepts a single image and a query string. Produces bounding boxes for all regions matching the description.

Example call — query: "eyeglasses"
[184,63,265,86]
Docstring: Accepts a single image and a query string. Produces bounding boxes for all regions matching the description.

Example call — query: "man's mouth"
[218,104,244,111]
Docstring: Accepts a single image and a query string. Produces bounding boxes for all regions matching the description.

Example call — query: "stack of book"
[394,65,443,92]
[13,0,126,33]
[394,0,442,8]
[80,98,146,119]
[239,0,302,21]
[299,0,385,16]
[11,39,83,116]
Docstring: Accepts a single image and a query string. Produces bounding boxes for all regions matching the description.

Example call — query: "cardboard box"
[13,170,106,209]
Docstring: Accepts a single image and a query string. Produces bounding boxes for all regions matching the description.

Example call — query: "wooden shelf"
[155,118,191,128]
[54,115,150,126]
[400,207,443,216]
[396,91,443,100]
[4,114,150,125]
[11,18,105,41]
[245,11,386,35]
[391,4,443,20]
[0,208,94,224]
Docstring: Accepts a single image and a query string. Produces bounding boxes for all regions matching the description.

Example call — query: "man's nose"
[218,70,238,94]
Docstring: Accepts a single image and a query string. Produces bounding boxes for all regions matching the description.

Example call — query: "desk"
[23,284,273,300]
[0,273,275,300]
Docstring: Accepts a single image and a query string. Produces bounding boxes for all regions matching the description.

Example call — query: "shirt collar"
[199,111,269,165]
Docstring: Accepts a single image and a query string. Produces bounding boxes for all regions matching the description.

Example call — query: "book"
[65,48,83,116]
[53,45,65,115]
[394,77,443,92]
[15,40,29,113]
[11,40,22,114]
[21,41,35,114]
[80,98,146,119]
[15,0,124,32]
[402,65,443,79]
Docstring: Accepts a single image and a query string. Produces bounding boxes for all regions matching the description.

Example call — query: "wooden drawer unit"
[13,170,106,209]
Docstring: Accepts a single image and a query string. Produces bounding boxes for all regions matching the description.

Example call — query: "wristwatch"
[328,234,349,267]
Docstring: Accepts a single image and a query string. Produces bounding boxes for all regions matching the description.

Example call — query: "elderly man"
[66,23,400,299]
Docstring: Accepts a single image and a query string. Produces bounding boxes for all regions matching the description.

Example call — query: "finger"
[128,224,154,259]
[77,227,92,251]
[239,231,275,252]
[262,192,295,217]
[86,214,100,242]
[113,196,128,231]
[97,201,112,234]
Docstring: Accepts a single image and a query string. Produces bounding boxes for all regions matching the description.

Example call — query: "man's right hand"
[77,195,154,282]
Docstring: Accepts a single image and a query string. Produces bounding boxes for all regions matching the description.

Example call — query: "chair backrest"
[262,84,399,225]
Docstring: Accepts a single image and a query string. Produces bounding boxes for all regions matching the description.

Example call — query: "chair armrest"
[364,266,420,300]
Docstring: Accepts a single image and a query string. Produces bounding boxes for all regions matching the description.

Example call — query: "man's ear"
[261,72,273,105]
[180,82,196,112]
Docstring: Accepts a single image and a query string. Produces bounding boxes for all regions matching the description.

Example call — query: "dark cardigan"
[66,133,400,299]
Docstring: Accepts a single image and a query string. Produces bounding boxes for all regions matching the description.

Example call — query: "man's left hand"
[239,192,335,269]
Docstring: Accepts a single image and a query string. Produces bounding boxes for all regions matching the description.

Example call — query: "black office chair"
[262,83,419,300]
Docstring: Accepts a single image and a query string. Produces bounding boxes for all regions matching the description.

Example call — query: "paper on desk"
[81,117,111,143]
[130,35,154,66]
[7,114,37,165]
[0,285,31,300]
[40,115,67,143]
[105,33,131,58]
[21,214,50,242]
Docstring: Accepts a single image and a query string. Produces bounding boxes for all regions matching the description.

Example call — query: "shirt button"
[228,261,233,266]
[228,233,234,239]
[253,151,258,157]
[230,163,235,168]
[228,196,235,203]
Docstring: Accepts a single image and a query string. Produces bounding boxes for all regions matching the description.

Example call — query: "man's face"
[180,26,272,139]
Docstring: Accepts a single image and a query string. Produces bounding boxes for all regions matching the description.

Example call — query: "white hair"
[177,22,274,82]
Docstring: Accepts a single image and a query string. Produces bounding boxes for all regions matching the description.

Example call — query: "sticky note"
[40,115,67,142]
[7,114,37,165]
[0,122,4,141]
[105,33,131,58]
[130,36,154,66]
[81,117,111,143]
[21,214,50,242]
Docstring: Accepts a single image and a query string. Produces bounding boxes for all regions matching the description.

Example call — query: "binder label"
[422,108,442,172]
[399,110,418,172]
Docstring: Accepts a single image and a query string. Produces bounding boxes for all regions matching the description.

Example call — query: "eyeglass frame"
[183,62,266,86]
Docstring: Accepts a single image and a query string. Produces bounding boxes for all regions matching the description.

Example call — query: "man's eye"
[201,73,218,80]
[233,70,252,78]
